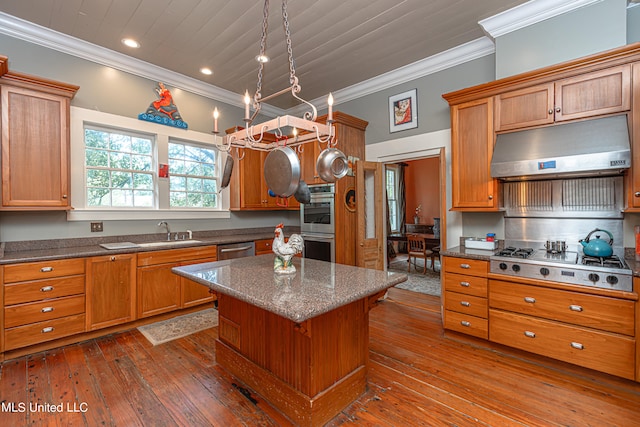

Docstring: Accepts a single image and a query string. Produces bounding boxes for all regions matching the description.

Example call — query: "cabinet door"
[630,62,640,209]
[450,98,499,210]
[86,254,136,330]
[1,85,70,208]
[137,263,181,318]
[238,149,266,209]
[495,83,554,131]
[555,65,631,122]
[181,257,217,307]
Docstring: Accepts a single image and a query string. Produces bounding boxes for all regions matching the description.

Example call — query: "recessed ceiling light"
[200,67,213,76]
[255,54,269,63]
[121,38,140,48]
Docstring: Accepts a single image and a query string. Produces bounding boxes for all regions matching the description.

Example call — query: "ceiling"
[0,0,554,109]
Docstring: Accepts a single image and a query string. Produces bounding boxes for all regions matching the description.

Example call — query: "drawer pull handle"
[460,263,471,269]
[41,307,54,313]
[524,331,536,338]
[460,320,471,327]
[41,327,54,334]
[460,281,470,287]
[570,342,584,350]
[460,301,471,307]
[40,267,54,273]
[524,297,536,303]
[40,286,54,292]
[569,305,583,312]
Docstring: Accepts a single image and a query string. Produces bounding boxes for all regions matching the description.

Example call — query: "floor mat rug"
[138,308,218,345]
[388,257,441,296]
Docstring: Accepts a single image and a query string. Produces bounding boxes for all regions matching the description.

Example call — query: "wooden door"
[86,254,136,330]
[495,83,554,131]
[181,257,217,307]
[356,161,384,270]
[450,97,499,210]
[1,84,70,208]
[555,65,631,122]
[630,62,640,210]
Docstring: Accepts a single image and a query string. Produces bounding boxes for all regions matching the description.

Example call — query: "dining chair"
[407,234,433,274]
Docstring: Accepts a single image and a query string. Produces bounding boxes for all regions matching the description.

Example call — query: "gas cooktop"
[490,245,632,292]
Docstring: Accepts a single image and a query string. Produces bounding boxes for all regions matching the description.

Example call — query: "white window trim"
[68,106,230,221]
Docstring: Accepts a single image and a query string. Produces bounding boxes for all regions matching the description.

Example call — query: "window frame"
[68,106,230,221]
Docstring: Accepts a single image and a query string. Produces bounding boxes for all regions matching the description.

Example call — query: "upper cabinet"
[0,72,79,210]
[450,98,499,211]
[495,65,631,132]
[628,62,640,210]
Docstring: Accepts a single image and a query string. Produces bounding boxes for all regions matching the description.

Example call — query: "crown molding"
[479,0,604,40]
[291,37,496,115]
[0,12,285,117]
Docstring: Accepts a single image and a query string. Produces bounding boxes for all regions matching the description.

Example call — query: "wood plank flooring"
[1,288,639,426]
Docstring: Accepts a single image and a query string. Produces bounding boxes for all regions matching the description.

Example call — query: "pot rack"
[219,0,336,154]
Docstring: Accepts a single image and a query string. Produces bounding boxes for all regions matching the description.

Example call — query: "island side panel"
[216,293,369,426]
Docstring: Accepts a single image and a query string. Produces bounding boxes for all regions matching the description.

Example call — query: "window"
[85,126,155,208]
[386,166,399,232]
[70,107,229,221]
[168,140,218,208]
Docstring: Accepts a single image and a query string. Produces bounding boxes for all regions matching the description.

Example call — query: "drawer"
[490,309,635,380]
[443,256,487,277]
[443,310,488,339]
[4,275,85,305]
[4,314,86,351]
[137,245,217,266]
[489,280,635,336]
[3,258,85,283]
[444,291,487,318]
[255,239,272,254]
[444,272,488,297]
[4,295,85,328]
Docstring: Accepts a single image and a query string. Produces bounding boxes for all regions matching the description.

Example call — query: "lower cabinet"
[137,246,217,318]
[488,278,636,380]
[441,256,489,339]
[86,254,137,331]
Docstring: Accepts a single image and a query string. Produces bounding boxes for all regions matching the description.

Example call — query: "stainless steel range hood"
[490,115,631,180]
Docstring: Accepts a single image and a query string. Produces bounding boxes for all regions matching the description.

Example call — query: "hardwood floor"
[2,288,639,426]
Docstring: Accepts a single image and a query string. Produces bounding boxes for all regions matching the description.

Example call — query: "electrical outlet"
[90,222,103,232]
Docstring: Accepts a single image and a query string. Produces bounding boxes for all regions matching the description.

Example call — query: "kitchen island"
[172,255,407,426]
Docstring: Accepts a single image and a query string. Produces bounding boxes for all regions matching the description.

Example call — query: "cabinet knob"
[570,342,584,350]
[62,195,68,199]
[460,320,471,327]
[488,195,493,200]
[40,266,54,273]
[524,331,536,338]
[41,327,55,334]
[548,109,554,115]
[110,256,116,261]
[460,301,471,307]
[555,107,561,113]
[524,296,536,303]
[460,263,470,269]
[635,192,640,197]
[41,307,54,313]
[569,304,583,312]
[460,281,470,287]
[40,286,54,292]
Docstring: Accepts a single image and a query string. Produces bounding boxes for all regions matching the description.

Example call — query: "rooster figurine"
[272,223,304,274]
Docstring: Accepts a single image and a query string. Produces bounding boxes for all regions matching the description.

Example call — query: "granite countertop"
[0,228,282,265]
[172,254,408,323]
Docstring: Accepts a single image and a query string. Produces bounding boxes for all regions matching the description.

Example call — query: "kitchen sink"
[137,239,202,248]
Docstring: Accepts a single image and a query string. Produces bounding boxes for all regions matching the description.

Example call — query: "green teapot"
[579,228,613,258]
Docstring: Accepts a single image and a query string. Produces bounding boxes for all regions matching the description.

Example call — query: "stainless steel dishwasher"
[216,241,255,260]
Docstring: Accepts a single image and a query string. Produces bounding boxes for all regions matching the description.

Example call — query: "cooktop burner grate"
[581,254,627,269]
[495,246,534,259]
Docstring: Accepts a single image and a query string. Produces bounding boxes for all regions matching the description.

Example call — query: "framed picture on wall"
[389,89,418,133]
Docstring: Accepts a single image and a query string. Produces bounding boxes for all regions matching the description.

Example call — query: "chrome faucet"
[158,221,171,241]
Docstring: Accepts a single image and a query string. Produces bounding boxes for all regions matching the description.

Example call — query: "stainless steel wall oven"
[300,184,335,262]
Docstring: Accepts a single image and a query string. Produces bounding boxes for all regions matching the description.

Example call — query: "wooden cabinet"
[450,98,499,211]
[137,246,217,318]
[255,238,273,255]
[495,65,631,131]
[3,258,86,350]
[86,254,136,330]
[489,278,636,380]
[628,62,640,209]
[228,141,299,211]
[0,72,78,209]
[441,256,489,339]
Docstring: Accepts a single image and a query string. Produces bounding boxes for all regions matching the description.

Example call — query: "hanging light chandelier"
[219,0,335,151]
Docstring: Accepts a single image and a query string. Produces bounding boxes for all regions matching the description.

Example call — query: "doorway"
[385,154,443,296]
